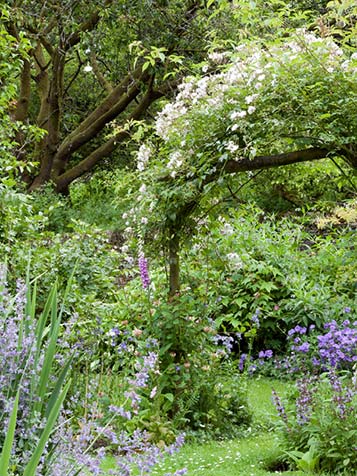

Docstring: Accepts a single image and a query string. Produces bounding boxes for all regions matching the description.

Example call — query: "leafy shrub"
[74,285,252,440]
[6,220,124,325]
[0,186,48,254]
[0,264,187,475]
[144,292,251,435]
[177,206,356,352]
[270,317,357,473]
[180,361,251,439]
[273,369,357,474]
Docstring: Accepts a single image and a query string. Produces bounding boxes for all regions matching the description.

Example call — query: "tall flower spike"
[139,255,150,290]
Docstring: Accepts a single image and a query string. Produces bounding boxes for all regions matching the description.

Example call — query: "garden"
[0,1,356,475]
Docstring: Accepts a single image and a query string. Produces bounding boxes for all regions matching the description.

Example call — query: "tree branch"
[64,50,84,96]
[53,79,143,167]
[25,24,55,57]
[53,66,150,166]
[223,147,332,174]
[90,51,113,93]
[55,85,164,192]
[14,59,31,122]
[64,0,114,50]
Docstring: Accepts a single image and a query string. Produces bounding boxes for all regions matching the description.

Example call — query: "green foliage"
[0,392,19,476]
[274,371,357,473]
[0,267,72,474]
[0,185,54,255]
[148,293,251,435]
[176,205,356,351]
[246,159,356,212]
[126,26,357,283]
[182,362,251,439]
[0,9,44,186]
[6,219,122,324]
[67,279,251,440]
[68,170,128,230]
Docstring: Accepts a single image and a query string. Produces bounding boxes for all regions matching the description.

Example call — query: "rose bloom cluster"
[151,31,356,178]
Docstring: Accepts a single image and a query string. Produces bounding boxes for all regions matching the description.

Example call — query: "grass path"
[148,378,305,476]
[102,378,310,476]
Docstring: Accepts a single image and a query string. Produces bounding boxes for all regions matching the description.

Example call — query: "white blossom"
[167,151,184,173]
[208,51,226,63]
[226,252,244,269]
[226,141,239,153]
[220,223,234,236]
[137,144,152,171]
[230,110,247,120]
[245,94,259,104]
[156,102,187,140]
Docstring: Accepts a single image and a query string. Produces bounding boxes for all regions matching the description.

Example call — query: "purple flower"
[316,320,357,369]
[138,255,150,289]
[251,310,260,328]
[296,342,310,353]
[288,325,307,337]
[295,376,317,425]
[272,389,289,427]
[212,334,234,354]
[239,353,247,371]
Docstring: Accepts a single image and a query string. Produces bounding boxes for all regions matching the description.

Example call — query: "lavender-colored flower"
[296,342,310,353]
[248,364,257,374]
[239,353,247,371]
[272,389,289,428]
[138,255,150,289]
[251,309,260,328]
[317,320,357,369]
[212,334,234,354]
[327,368,355,419]
[295,376,317,425]
[288,325,307,337]
[108,405,132,420]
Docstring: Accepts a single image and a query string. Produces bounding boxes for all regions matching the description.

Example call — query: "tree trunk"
[169,229,180,297]
[29,48,65,190]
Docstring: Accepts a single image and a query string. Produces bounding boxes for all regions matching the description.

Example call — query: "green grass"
[101,378,311,476]
[148,435,304,476]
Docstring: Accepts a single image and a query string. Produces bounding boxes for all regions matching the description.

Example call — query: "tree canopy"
[2,0,228,192]
[125,20,357,293]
